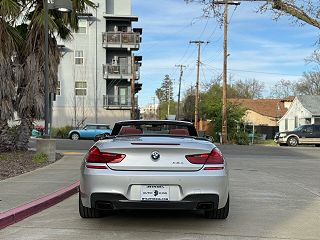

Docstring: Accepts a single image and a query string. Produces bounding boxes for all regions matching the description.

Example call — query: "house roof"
[296,95,320,115]
[229,98,287,118]
[281,96,295,102]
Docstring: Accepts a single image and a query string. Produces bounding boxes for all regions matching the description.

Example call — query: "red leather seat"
[169,129,189,136]
[119,127,142,135]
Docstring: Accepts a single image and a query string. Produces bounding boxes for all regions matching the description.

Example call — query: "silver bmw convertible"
[79,120,229,219]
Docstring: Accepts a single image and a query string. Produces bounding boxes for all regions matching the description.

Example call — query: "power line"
[202,63,302,77]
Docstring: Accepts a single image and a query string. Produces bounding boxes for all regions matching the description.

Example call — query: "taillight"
[185,153,209,164]
[185,148,224,165]
[206,148,224,164]
[86,146,126,163]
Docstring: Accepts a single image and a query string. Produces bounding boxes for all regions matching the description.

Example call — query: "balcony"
[102,32,140,50]
[103,95,138,109]
[103,64,140,80]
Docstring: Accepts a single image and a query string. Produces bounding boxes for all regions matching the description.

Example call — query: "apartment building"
[53,0,142,128]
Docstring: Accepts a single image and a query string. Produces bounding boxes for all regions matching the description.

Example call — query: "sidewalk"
[0,153,84,228]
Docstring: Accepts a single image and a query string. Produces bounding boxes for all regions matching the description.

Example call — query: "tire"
[204,196,229,219]
[287,136,298,147]
[79,193,102,218]
[71,132,80,140]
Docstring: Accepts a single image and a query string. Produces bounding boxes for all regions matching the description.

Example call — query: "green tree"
[155,75,175,118]
[0,0,21,152]
[155,75,173,103]
[199,81,246,142]
[0,0,94,152]
[182,86,195,121]
[158,101,178,120]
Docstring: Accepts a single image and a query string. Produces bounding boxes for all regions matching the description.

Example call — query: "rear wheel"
[204,196,229,219]
[71,132,80,140]
[287,136,298,147]
[79,193,102,218]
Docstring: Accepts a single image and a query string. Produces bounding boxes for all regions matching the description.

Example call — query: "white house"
[278,95,320,132]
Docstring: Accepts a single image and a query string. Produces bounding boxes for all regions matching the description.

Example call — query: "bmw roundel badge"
[151,151,160,160]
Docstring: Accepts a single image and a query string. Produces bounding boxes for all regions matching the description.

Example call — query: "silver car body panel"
[80,135,229,209]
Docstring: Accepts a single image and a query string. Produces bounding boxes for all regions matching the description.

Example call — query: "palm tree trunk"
[15,117,33,151]
[0,120,16,152]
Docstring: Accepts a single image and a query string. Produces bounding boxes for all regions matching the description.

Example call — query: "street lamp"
[44,0,72,137]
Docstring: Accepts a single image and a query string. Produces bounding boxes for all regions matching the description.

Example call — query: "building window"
[56,81,61,96]
[78,19,87,34]
[294,116,298,128]
[75,81,87,96]
[285,119,288,131]
[305,118,311,124]
[75,50,84,65]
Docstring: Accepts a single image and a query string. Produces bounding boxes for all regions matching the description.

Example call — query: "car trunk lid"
[96,136,213,171]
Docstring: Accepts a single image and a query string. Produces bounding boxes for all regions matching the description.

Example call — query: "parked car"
[68,124,112,140]
[275,124,320,147]
[79,120,229,219]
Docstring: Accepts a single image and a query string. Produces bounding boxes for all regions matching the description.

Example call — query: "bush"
[32,152,48,163]
[51,126,74,139]
[234,131,250,145]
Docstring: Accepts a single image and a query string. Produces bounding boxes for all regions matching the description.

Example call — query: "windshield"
[293,126,303,131]
[118,124,190,136]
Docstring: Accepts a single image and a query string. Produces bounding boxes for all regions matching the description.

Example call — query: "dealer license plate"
[141,185,170,201]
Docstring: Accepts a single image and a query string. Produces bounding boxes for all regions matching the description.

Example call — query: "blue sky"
[131,0,319,106]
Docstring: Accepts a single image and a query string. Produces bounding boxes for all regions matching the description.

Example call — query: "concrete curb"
[0,180,80,230]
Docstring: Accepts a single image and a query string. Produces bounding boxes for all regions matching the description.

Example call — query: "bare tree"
[232,78,265,99]
[270,79,296,98]
[295,71,320,95]
[306,49,320,71]
[185,0,320,29]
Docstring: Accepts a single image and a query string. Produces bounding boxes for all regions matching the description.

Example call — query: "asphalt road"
[6,142,320,240]
[29,138,320,157]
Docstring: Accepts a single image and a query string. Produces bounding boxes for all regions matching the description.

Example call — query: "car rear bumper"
[90,193,219,210]
[80,163,229,209]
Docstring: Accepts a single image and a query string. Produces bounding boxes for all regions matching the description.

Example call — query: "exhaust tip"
[96,201,114,210]
[197,202,214,210]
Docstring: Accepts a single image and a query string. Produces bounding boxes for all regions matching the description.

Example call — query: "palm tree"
[14,0,94,150]
[0,0,22,152]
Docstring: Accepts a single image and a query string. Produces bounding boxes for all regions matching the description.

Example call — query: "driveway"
[2,145,319,240]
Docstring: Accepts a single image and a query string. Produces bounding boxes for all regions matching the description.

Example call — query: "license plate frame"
[140,185,170,201]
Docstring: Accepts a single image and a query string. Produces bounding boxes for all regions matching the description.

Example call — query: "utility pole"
[190,40,209,130]
[167,83,171,116]
[131,54,135,119]
[214,0,240,144]
[175,64,186,120]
